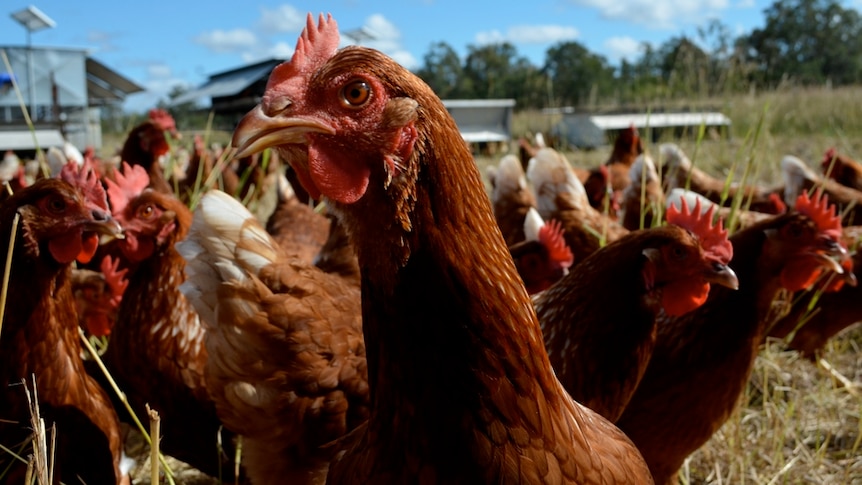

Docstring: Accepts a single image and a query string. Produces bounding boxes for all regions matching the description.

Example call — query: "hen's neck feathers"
[113,243,206,388]
[332,74,571,461]
[537,229,667,420]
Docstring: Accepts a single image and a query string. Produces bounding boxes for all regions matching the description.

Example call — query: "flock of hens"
[0,12,860,485]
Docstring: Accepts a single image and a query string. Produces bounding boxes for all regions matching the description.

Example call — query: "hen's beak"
[812,238,850,274]
[703,262,739,290]
[231,104,335,159]
[81,216,124,241]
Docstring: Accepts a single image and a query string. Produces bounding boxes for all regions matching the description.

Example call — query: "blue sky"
[0,1,844,112]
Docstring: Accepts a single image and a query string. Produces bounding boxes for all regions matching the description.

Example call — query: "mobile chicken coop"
[551,110,732,149]
[441,99,515,154]
[0,46,142,151]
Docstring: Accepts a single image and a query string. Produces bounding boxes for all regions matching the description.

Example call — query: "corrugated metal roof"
[171,61,281,106]
[0,129,64,150]
[87,79,123,101]
[86,58,143,95]
[443,99,516,108]
[459,131,511,143]
[588,112,731,130]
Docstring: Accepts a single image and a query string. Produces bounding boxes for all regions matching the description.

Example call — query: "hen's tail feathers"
[526,147,588,217]
[666,188,718,215]
[782,155,820,207]
[492,154,529,203]
[628,154,659,187]
[660,143,693,171]
[275,170,296,205]
[177,190,279,325]
[659,143,693,190]
[523,207,545,242]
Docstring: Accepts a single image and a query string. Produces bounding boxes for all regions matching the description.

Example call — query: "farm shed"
[170,58,285,123]
[0,46,143,150]
[441,99,515,145]
[552,111,732,149]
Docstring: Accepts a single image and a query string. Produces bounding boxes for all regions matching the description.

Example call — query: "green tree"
[744,0,862,86]
[657,36,711,97]
[462,42,520,99]
[415,42,464,99]
[543,41,615,108]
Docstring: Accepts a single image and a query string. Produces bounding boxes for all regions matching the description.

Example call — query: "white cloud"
[85,30,119,53]
[123,63,190,113]
[509,25,580,44]
[604,36,641,63]
[348,14,418,69]
[193,29,259,54]
[570,0,729,29]
[475,30,505,45]
[267,41,295,59]
[476,25,580,46]
[146,63,172,79]
[257,4,306,34]
[736,0,755,7]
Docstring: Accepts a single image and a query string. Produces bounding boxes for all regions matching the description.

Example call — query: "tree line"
[414,0,862,110]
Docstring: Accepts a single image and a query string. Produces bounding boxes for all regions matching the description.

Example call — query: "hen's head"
[149,108,180,140]
[642,196,738,316]
[105,161,191,263]
[5,176,122,266]
[509,208,574,294]
[232,13,426,209]
[610,124,643,162]
[764,190,849,292]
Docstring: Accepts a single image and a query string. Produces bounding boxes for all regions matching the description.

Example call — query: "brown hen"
[179,189,368,485]
[616,190,850,485]
[539,197,738,423]
[488,153,537,246]
[120,108,180,194]
[661,143,785,215]
[527,146,629,262]
[782,154,862,225]
[232,13,653,484]
[0,169,125,484]
[97,162,238,479]
[767,226,861,358]
[822,147,862,192]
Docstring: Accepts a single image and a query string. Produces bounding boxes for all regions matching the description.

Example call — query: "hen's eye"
[137,205,155,219]
[671,245,688,260]
[47,197,67,213]
[340,80,371,107]
[786,224,804,238]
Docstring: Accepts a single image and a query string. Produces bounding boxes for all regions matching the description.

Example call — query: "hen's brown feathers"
[231,14,653,484]
[616,209,848,484]
[96,181,236,478]
[0,178,124,484]
[179,190,368,484]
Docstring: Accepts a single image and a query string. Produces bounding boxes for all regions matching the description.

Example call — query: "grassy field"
[108,86,862,484]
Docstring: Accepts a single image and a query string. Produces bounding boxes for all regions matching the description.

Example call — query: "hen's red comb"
[105,161,150,215]
[148,108,177,134]
[769,192,787,214]
[822,148,836,167]
[59,159,108,212]
[268,13,339,90]
[795,189,842,241]
[538,219,574,268]
[666,197,733,263]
